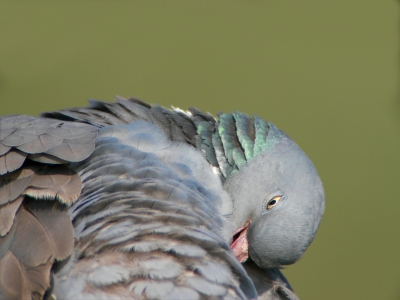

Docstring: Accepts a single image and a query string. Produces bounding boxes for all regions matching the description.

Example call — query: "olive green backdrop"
[1,1,399,299]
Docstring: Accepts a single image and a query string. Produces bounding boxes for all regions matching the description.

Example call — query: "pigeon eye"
[267,196,282,210]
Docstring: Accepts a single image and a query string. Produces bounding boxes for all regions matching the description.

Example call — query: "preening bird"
[0,97,325,300]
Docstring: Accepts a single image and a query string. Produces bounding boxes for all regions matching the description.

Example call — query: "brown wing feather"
[27,153,69,164]
[0,115,99,300]
[0,149,27,175]
[25,165,82,204]
[0,196,24,236]
[0,144,11,156]
[0,250,32,300]
[0,167,34,205]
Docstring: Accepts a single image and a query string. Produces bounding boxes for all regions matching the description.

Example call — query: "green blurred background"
[1,1,399,299]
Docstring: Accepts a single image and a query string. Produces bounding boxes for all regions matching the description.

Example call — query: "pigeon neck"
[193,112,282,184]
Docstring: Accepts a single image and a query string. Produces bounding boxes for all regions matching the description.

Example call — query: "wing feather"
[0,115,99,299]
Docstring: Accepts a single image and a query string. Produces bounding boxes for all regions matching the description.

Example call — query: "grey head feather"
[223,124,325,269]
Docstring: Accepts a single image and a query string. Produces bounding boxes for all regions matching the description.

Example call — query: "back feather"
[43,97,283,181]
[52,122,256,299]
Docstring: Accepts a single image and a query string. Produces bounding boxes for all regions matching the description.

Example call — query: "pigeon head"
[223,122,325,269]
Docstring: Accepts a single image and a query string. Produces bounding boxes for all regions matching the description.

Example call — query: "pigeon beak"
[230,220,251,263]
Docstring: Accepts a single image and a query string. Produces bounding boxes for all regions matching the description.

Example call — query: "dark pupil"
[269,200,276,206]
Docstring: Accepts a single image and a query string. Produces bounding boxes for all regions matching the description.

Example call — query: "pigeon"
[0,97,325,300]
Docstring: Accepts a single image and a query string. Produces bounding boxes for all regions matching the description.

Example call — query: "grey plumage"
[0,97,325,300]
[53,122,252,299]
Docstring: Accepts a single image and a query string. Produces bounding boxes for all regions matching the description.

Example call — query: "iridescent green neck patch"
[196,111,285,180]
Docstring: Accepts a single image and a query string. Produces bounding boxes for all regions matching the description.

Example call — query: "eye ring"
[266,195,282,210]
